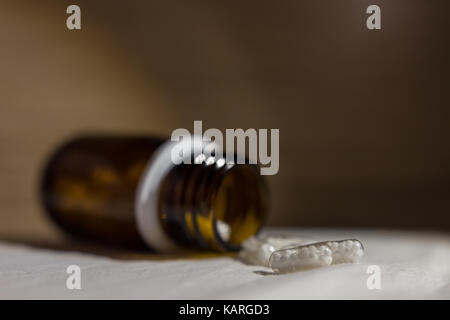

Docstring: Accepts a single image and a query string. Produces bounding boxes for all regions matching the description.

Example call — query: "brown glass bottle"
[40,135,268,252]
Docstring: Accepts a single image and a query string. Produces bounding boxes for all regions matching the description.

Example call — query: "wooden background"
[1,0,449,248]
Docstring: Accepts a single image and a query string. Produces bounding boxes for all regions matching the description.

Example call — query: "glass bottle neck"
[157,155,268,252]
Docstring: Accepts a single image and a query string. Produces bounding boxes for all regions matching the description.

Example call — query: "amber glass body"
[41,136,162,248]
[41,135,268,251]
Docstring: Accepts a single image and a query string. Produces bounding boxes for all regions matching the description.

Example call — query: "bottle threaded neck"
[157,155,268,251]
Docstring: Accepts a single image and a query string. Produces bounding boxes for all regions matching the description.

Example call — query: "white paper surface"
[0,229,449,299]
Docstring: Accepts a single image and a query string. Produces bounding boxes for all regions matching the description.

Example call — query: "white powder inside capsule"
[238,235,364,273]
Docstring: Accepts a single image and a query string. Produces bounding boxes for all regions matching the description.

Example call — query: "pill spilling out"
[239,235,364,273]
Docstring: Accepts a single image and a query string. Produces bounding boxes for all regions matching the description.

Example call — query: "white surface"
[0,229,449,299]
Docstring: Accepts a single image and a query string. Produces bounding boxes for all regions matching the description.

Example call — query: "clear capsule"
[269,243,333,273]
[239,235,365,274]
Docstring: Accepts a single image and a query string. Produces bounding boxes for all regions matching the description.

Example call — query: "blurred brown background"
[1,0,449,245]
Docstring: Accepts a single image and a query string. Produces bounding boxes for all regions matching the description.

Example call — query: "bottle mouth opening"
[156,156,269,253]
[211,164,268,251]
